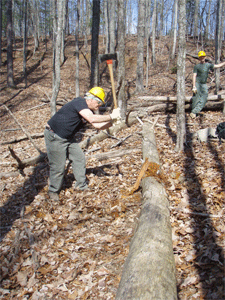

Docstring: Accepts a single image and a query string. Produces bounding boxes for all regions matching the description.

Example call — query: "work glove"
[192,86,197,94]
[110,108,121,121]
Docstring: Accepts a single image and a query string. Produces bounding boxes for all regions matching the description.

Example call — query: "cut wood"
[116,123,177,300]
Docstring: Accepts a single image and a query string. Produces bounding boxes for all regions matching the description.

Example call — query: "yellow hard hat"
[88,87,105,103]
[198,51,206,58]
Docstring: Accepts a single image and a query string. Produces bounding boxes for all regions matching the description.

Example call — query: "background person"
[44,87,121,201]
[191,51,225,119]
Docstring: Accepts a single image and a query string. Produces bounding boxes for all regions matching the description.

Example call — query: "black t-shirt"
[48,97,88,139]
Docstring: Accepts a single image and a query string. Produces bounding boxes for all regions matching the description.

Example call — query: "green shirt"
[193,62,214,84]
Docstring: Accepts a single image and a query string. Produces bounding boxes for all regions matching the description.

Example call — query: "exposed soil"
[0,35,224,300]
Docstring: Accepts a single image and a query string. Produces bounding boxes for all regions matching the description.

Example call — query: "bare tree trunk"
[60,0,67,64]
[160,0,164,36]
[151,0,157,66]
[215,0,223,94]
[31,0,39,54]
[6,0,15,88]
[176,0,186,152]
[117,0,126,119]
[51,0,65,116]
[23,0,27,88]
[108,0,116,54]
[126,0,132,35]
[75,0,80,97]
[205,0,212,40]
[136,0,145,93]
[171,0,178,60]
[145,0,151,87]
[0,0,2,67]
[90,0,100,87]
[193,0,199,39]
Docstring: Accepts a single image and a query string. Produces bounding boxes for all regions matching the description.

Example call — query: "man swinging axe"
[44,87,121,201]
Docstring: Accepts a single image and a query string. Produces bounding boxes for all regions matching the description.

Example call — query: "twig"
[136,116,143,125]
[22,103,47,113]
[3,105,43,154]
[170,207,222,218]
[37,85,51,101]
[103,131,120,140]
[142,119,169,129]
[111,134,132,148]
[151,116,159,129]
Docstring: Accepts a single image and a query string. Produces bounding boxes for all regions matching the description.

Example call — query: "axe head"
[99,53,117,63]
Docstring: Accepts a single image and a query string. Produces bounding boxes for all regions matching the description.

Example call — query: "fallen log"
[0,148,140,178]
[1,133,44,145]
[138,94,225,102]
[79,115,139,148]
[116,123,177,300]
[2,115,141,169]
[133,100,224,114]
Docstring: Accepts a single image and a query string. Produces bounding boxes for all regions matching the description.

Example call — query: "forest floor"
[0,35,224,300]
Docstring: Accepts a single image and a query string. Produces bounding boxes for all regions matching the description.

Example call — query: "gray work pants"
[191,82,208,114]
[44,129,86,193]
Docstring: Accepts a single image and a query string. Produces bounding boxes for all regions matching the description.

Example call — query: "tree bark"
[171,0,178,60]
[136,0,145,93]
[90,0,100,87]
[117,0,126,119]
[108,0,116,54]
[6,0,15,87]
[116,123,177,300]
[75,0,80,97]
[215,0,223,94]
[51,0,65,116]
[193,0,199,39]
[0,0,2,67]
[176,0,186,151]
[151,0,157,66]
[23,0,27,88]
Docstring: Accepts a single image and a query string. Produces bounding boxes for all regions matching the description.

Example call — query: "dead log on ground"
[133,99,224,113]
[0,148,140,178]
[1,133,44,145]
[116,123,177,300]
[138,94,225,102]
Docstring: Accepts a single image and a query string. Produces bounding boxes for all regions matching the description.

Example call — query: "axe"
[99,53,118,108]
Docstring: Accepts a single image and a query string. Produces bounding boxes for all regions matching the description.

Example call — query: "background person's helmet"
[198,51,206,58]
[88,87,105,103]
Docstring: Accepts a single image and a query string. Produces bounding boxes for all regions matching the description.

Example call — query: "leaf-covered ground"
[0,36,224,299]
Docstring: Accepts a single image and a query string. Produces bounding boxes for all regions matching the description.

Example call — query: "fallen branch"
[1,133,44,145]
[22,103,47,113]
[0,148,140,176]
[3,105,43,154]
[3,115,141,170]
[110,134,132,149]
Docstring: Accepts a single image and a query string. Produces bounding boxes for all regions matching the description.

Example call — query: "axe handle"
[107,60,117,109]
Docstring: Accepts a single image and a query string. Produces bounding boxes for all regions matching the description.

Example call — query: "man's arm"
[79,109,112,129]
[214,61,225,69]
